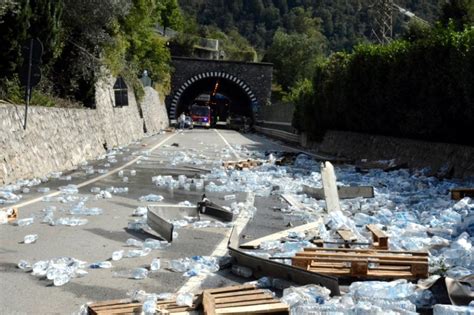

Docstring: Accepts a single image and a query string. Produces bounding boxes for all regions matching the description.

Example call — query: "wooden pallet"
[223,160,262,170]
[202,284,289,315]
[451,188,474,200]
[87,298,197,315]
[291,247,428,280]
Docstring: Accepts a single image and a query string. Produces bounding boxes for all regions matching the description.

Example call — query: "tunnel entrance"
[169,72,257,127]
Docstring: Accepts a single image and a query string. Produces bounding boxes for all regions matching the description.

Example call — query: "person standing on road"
[178,112,186,129]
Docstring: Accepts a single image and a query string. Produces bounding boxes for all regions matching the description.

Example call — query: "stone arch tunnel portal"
[169,72,258,125]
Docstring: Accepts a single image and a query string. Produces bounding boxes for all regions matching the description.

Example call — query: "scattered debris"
[198,195,234,222]
[223,159,262,170]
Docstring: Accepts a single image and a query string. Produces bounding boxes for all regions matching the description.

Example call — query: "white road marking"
[214,129,240,160]
[178,129,251,294]
[4,133,177,210]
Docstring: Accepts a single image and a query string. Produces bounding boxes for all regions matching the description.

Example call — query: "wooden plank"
[320,161,341,212]
[303,185,374,200]
[337,229,357,242]
[203,291,216,315]
[239,221,322,249]
[294,252,427,261]
[214,293,274,304]
[366,224,389,249]
[216,303,289,314]
[302,247,428,256]
[451,188,474,200]
[213,289,266,298]
[214,299,280,308]
[204,285,257,294]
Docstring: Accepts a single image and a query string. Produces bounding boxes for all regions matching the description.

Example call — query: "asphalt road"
[0,128,304,314]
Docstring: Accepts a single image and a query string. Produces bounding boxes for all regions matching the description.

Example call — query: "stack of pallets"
[292,248,429,280]
[202,284,289,315]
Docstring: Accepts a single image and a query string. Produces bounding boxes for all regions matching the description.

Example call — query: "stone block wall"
[0,77,168,185]
[316,130,474,178]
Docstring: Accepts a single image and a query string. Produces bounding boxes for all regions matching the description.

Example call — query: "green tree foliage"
[265,29,326,91]
[178,0,444,52]
[440,0,474,31]
[293,26,474,145]
[0,0,179,106]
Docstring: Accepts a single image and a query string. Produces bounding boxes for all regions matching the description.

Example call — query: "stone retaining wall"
[0,77,168,185]
[315,130,474,178]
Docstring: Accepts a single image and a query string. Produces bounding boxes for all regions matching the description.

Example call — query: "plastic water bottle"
[118,170,124,177]
[37,187,50,193]
[53,272,71,286]
[17,260,31,270]
[130,170,137,176]
[150,258,161,271]
[113,268,148,280]
[176,292,193,307]
[17,217,34,226]
[224,194,236,201]
[126,238,144,248]
[126,248,151,258]
[24,234,38,244]
[143,239,170,250]
[143,296,157,314]
[90,187,101,194]
[231,265,253,278]
[112,250,124,261]
[89,261,112,269]
[122,177,129,183]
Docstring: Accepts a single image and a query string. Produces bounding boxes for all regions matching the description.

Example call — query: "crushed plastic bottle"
[143,238,170,250]
[37,187,50,193]
[126,238,144,248]
[150,258,161,271]
[112,250,124,261]
[113,268,148,279]
[126,248,151,258]
[132,207,148,217]
[224,194,236,201]
[231,264,253,278]
[23,234,38,244]
[139,194,164,202]
[176,292,194,307]
[89,261,112,269]
[18,260,31,270]
[55,217,88,226]
[433,304,474,315]
[17,217,34,226]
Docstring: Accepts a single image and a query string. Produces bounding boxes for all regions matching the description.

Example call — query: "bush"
[294,25,474,145]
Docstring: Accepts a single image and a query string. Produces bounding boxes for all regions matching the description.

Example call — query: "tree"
[264,29,326,90]
[159,0,183,35]
[440,0,474,31]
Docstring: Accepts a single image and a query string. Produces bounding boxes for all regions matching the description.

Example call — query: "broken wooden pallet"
[451,188,474,200]
[291,247,429,280]
[87,298,197,315]
[223,160,263,170]
[202,284,289,315]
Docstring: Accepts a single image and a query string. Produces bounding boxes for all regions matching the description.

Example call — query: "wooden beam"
[321,162,341,212]
[303,185,374,200]
[451,188,474,200]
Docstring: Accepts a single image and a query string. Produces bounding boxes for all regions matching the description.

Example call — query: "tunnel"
[169,72,258,126]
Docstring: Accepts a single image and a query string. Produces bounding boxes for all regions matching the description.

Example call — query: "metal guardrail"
[254,125,300,143]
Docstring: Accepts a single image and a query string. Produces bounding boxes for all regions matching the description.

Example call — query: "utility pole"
[372,0,394,44]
